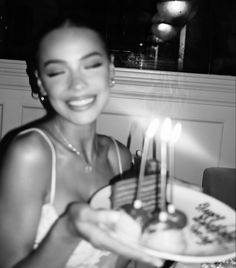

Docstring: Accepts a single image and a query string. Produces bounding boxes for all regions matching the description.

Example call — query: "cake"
[141,221,187,254]
[110,158,188,253]
[141,209,188,254]
[110,159,161,217]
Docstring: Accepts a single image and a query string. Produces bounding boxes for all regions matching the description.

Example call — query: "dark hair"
[32,14,110,68]
[27,14,111,112]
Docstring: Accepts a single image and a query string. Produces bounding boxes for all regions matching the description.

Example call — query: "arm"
[0,132,162,268]
[0,133,79,268]
[108,138,133,175]
[118,141,133,172]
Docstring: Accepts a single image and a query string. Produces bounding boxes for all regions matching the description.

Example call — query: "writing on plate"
[190,202,236,245]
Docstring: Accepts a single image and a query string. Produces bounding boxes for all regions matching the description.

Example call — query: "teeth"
[68,97,94,106]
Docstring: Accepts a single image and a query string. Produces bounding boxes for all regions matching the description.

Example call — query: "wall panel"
[0,59,235,186]
[21,106,46,125]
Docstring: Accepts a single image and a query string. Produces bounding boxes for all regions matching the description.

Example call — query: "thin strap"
[19,128,56,205]
[110,137,123,176]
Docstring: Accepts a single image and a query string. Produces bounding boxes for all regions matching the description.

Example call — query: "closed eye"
[47,71,65,77]
[84,62,103,69]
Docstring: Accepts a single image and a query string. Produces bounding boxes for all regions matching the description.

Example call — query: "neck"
[54,118,98,163]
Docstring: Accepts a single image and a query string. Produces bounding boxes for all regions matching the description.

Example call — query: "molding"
[114,68,236,107]
[0,59,30,91]
[0,59,235,107]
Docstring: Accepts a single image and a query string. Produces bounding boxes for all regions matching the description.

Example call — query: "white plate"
[90,184,236,263]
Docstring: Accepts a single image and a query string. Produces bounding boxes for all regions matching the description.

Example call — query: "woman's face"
[36,26,114,125]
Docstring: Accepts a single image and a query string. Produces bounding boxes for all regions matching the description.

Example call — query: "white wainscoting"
[0,59,235,186]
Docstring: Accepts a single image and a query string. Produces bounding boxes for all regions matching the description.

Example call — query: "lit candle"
[159,118,182,216]
[171,122,182,144]
[168,122,182,212]
[134,118,159,209]
[168,122,182,188]
[160,117,172,212]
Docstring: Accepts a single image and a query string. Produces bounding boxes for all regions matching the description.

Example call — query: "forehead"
[38,27,107,62]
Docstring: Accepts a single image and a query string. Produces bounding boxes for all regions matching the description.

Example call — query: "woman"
[0,16,162,268]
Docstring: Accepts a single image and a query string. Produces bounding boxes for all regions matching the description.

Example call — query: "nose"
[70,72,86,91]
[74,83,84,90]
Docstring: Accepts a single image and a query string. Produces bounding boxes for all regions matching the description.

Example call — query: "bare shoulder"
[1,128,52,166]
[0,129,52,197]
[0,129,53,265]
[99,135,132,173]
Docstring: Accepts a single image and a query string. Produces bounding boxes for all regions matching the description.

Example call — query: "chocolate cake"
[110,159,161,215]
[110,158,189,254]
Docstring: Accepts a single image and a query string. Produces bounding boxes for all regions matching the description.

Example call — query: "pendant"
[84,165,93,173]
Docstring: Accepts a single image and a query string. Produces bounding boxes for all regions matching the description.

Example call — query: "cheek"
[91,69,110,86]
[99,89,110,109]
[41,78,66,97]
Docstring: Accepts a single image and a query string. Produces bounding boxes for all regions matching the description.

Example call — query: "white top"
[19,128,123,268]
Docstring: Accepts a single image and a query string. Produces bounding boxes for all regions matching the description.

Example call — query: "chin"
[70,111,100,126]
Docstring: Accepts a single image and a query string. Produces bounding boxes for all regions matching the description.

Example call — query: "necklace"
[54,124,93,173]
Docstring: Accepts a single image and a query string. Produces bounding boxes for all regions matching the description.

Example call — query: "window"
[0,0,235,75]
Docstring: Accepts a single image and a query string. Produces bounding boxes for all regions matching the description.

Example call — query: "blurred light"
[159,23,172,32]
[160,117,172,141]
[152,23,179,41]
[155,0,198,25]
[146,118,159,138]
[159,1,189,17]
[171,122,182,143]
[176,131,215,163]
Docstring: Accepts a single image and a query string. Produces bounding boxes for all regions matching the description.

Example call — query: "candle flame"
[160,117,182,143]
[171,122,182,143]
[146,118,159,138]
[160,117,172,141]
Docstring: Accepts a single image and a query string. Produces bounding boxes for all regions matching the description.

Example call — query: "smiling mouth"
[67,97,95,109]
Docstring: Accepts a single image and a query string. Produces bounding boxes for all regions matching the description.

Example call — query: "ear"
[34,70,47,97]
[109,54,115,80]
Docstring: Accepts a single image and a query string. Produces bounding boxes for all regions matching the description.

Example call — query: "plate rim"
[90,185,236,263]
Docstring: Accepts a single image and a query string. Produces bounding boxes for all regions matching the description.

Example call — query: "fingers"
[67,203,121,239]
[78,209,164,266]
[67,202,119,225]
[80,206,120,227]
[87,224,162,266]
[67,203,165,267]
[81,208,141,238]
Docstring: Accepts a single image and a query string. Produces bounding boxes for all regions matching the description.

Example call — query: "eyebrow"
[43,52,103,68]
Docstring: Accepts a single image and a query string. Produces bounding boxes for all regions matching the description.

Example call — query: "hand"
[65,202,164,267]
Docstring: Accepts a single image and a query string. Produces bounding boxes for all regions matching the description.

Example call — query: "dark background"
[0,0,235,75]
